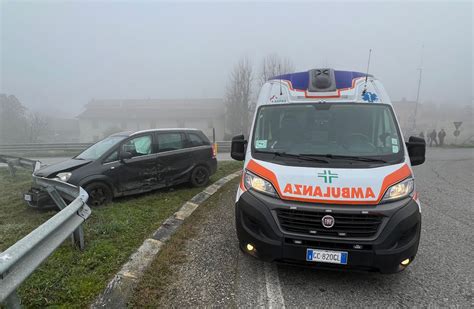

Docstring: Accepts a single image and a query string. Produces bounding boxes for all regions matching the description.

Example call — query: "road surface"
[156,147,474,307]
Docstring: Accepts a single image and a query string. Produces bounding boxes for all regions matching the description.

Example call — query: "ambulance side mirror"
[231,134,247,161]
[406,136,426,166]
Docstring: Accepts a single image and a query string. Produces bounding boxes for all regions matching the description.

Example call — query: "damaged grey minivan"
[25,129,217,208]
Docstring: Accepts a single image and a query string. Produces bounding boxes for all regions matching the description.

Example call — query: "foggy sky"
[1,1,472,118]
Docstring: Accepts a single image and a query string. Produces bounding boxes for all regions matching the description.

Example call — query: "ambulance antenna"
[279,63,283,95]
[362,49,372,95]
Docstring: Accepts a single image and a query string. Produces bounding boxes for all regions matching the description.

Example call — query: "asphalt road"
[158,147,474,308]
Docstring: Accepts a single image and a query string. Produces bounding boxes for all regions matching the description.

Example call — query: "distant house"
[77,98,226,142]
[43,117,79,143]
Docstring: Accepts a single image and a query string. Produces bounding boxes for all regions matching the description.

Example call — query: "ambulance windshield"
[252,103,403,164]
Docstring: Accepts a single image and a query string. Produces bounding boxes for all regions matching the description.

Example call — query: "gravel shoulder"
[131,179,243,308]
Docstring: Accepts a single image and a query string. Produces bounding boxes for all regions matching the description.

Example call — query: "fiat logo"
[322,215,335,228]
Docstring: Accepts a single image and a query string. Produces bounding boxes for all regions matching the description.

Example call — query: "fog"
[1,1,472,117]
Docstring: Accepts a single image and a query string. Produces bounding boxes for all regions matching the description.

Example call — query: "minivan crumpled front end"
[24,159,90,209]
[236,189,421,273]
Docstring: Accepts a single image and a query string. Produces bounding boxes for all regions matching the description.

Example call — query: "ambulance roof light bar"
[308,68,336,92]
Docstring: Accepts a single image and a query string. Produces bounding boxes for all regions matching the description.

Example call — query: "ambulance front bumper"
[235,190,421,274]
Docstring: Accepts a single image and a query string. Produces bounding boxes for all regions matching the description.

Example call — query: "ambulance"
[231,68,426,273]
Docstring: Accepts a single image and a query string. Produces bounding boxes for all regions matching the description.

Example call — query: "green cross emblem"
[318,170,338,183]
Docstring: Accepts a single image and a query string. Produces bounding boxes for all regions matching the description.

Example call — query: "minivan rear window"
[188,133,209,147]
[157,133,184,152]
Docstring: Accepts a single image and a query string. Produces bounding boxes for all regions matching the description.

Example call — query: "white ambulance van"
[231,69,426,273]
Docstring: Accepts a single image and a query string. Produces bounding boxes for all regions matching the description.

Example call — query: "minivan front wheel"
[84,182,113,206]
[190,166,210,187]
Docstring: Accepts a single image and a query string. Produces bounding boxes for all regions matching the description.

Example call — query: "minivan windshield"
[252,103,403,165]
[76,136,126,160]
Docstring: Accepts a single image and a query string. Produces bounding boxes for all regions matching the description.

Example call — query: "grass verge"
[0,161,242,308]
[129,178,240,308]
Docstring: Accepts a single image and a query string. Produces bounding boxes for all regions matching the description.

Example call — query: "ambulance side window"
[374,109,385,148]
[254,113,267,149]
[375,109,398,151]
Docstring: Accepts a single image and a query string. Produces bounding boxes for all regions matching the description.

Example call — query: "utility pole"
[413,44,424,131]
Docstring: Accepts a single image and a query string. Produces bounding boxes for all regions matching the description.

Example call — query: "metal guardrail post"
[46,186,68,210]
[0,154,39,178]
[45,186,86,250]
[6,161,16,177]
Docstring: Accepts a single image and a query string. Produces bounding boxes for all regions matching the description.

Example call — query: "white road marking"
[264,262,286,309]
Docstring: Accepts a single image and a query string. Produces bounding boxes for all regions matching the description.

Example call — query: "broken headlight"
[54,172,72,182]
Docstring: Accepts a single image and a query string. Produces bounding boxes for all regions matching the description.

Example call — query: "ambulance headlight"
[382,178,414,202]
[244,171,278,197]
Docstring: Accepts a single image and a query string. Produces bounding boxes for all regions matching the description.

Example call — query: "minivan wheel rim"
[194,169,207,185]
[90,188,107,206]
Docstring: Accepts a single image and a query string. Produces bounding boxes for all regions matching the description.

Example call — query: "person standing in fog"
[419,131,425,140]
[438,129,446,146]
[429,129,438,147]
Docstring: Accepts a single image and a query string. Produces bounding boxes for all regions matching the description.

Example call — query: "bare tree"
[225,57,253,136]
[0,94,27,143]
[258,53,295,87]
[25,112,48,143]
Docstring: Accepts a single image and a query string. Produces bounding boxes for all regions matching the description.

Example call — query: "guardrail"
[0,141,233,155]
[216,141,231,152]
[0,176,91,307]
[0,154,41,177]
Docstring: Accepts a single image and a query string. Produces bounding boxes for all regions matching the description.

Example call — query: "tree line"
[0,94,48,144]
[225,54,294,138]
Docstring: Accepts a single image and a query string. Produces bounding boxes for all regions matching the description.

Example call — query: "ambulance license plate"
[24,194,32,202]
[306,249,348,265]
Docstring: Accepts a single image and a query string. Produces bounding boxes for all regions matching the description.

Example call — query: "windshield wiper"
[256,151,328,163]
[300,153,387,163]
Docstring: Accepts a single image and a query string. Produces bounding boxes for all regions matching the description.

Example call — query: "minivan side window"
[157,133,184,152]
[121,135,153,157]
[187,133,209,147]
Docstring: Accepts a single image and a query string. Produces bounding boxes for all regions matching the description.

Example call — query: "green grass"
[0,169,56,251]
[0,161,242,308]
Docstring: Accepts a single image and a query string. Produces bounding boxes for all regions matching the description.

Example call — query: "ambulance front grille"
[276,209,383,238]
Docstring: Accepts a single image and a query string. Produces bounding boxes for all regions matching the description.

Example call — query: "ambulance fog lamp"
[401,258,411,266]
[244,171,278,197]
[382,178,414,202]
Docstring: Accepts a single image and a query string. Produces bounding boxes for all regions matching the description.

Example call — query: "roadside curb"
[91,170,241,308]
